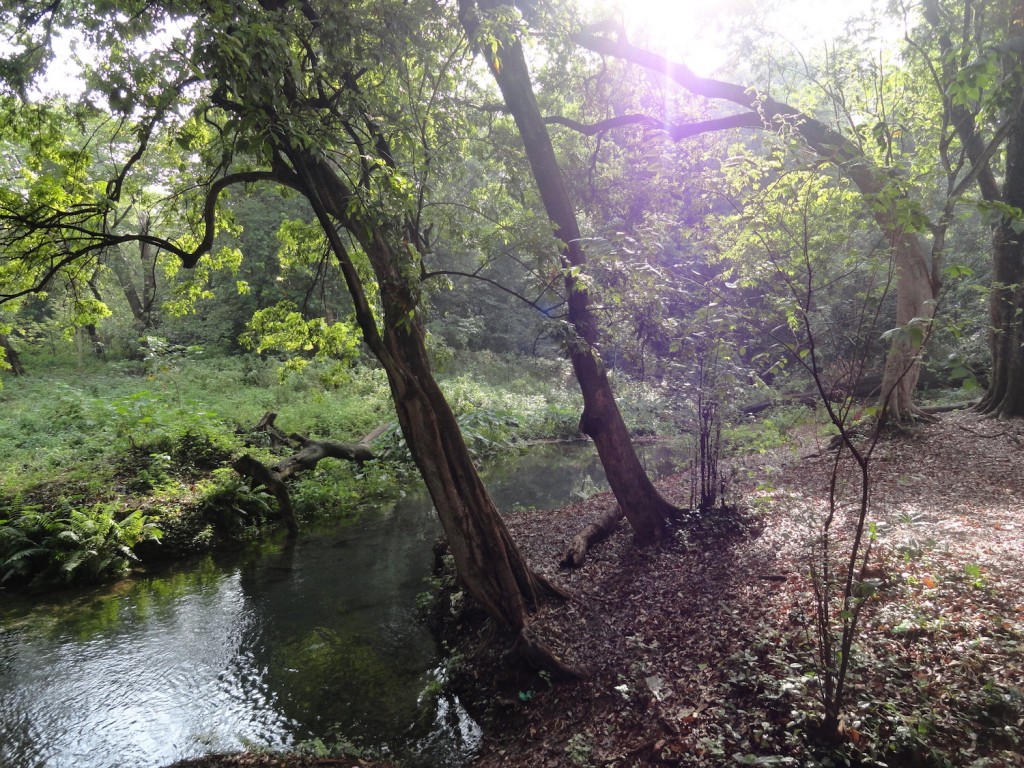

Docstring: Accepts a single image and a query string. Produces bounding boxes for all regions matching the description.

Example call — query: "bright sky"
[577,0,890,76]
[29,0,893,98]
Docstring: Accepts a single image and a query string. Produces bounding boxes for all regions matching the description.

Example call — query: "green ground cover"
[0,347,627,589]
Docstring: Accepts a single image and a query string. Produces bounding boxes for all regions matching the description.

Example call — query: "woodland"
[0,0,1022,766]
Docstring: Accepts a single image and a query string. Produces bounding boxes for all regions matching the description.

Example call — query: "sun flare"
[576,0,883,76]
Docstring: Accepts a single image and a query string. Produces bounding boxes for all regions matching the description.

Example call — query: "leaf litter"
[453,411,1024,767]
[165,411,1024,768]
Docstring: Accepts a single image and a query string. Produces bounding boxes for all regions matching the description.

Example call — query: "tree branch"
[0,170,279,305]
[544,111,763,139]
[422,267,549,315]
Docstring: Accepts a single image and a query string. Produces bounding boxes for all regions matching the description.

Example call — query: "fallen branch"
[231,413,377,537]
[273,438,375,480]
[560,503,624,568]
[231,454,298,536]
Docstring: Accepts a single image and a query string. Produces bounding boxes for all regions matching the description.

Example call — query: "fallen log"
[560,503,624,568]
[231,413,377,536]
[251,411,293,448]
[231,454,298,536]
[741,392,820,416]
[273,438,375,479]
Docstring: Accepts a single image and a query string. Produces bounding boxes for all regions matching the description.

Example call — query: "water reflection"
[0,568,287,767]
[0,440,686,768]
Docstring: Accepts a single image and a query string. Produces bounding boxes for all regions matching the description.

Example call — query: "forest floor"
[168,410,1024,768]
[452,409,1024,768]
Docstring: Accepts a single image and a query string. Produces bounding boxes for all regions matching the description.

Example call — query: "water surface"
[0,441,686,768]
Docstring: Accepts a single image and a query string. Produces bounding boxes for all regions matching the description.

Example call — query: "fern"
[0,503,161,587]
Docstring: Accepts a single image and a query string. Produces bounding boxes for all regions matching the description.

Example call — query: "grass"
[0,345,613,588]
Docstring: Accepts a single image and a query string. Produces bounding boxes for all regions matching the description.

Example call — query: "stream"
[0,441,686,768]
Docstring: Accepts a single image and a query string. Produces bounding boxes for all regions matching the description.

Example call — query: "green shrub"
[195,468,277,539]
[0,503,161,587]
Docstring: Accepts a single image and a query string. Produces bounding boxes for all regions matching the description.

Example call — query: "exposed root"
[533,570,574,601]
[510,627,590,681]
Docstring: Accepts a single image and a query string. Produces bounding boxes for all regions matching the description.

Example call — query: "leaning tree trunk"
[385,323,557,630]
[286,149,573,656]
[461,0,679,546]
[979,86,1024,418]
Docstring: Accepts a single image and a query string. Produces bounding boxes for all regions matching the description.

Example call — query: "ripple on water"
[0,442,690,768]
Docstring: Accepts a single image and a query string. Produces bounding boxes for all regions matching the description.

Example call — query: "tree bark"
[0,333,25,375]
[108,220,159,333]
[979,83,1024,417]
[460,0,681,545]
[246,412,376,463]
[278,147,574,663]
[232,454,299,536]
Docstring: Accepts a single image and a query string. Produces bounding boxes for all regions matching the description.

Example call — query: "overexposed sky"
[575,0,897,75]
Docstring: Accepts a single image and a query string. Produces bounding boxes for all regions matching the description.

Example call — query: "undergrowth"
[0,347,613,589]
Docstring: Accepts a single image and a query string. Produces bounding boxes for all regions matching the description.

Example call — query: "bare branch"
[544,111,763,138]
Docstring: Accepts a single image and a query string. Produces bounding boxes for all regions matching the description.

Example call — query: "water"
[0,441,686,768]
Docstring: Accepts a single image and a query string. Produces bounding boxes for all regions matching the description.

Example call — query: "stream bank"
[0,441,687,768]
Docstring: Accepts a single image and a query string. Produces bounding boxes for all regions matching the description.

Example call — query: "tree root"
[511,627,590,681]
[560,503,624,568]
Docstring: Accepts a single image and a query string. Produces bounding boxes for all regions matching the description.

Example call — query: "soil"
[168,411,1024,768]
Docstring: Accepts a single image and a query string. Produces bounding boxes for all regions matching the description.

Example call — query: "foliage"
[195,468,277,540]
[0,503,160,587]
[0,346,607,590]
[241,301,363,373]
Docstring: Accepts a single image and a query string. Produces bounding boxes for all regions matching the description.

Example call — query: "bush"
[0,503,161,587]
[195,468,277,539]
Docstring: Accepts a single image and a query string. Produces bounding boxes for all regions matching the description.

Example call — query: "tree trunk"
[979,86,1024,417]
[461,0,680,545]
[877,238,936,422]
[284,149,572,655]
[109,214,159,333]
[111,253,146,325]
[0,333,25,375]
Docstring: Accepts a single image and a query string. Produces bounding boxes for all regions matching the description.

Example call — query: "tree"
[907,0,1024,417]
[460,0,682,546]
[0,0,575,669]
[108,213,160,335]
[567,7,1010,422]
[0,332,25,376]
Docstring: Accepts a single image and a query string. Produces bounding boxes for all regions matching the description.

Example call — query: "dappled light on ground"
[460,412,1024,767]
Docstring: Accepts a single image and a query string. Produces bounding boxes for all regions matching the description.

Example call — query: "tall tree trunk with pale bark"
[109,214,159,333]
